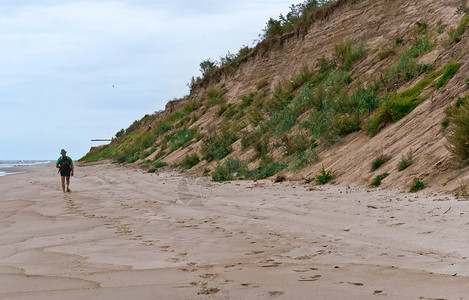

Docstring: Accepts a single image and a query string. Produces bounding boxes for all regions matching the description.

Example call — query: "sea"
[0,160,52,177]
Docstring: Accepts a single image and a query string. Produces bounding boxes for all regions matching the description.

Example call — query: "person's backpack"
[60,156,71,172]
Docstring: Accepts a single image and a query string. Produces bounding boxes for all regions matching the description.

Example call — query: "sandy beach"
[0,162,468,299]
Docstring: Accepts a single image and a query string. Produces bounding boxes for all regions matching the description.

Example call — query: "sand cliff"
[85,0,469,194]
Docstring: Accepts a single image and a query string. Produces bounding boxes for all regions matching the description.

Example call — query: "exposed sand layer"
[106,0,469,196]
[0,162,468,299]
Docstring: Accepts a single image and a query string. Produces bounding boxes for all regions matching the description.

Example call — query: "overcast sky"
[0,0,297,160]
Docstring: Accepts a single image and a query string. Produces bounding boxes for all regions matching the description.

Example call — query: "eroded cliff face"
[86,0,469,194]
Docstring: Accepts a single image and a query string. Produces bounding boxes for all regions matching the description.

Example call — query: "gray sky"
[0,0,296,160]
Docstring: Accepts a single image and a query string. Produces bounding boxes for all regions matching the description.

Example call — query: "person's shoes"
[67,188,71,193]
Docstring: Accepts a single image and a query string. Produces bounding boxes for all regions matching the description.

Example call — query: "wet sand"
[0,166,30,177]
[0,162,468,299]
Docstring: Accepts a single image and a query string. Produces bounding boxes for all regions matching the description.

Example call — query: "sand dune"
[0,162,468,299]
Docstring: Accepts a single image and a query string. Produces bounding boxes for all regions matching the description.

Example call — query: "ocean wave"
[0,170,25,177]
[0,160,51,169]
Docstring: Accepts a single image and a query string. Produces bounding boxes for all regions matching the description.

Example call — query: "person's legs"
[61,176,66,193]
[66,176,71,192]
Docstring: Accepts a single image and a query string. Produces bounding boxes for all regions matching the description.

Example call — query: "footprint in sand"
[140,240,156,246]
[166,257,180,262]
[198,273,219,279]
[241,283,261,288]
[294,255,312,260]
[374,290,386,295]
[299,275,321,281]
[268,291,285,296]
[293,269,309,272]
[293,267,318,272]
[198,287,220,295]
[260,260,282,268]
[159,245,171,251]
[224,264,236,268]
[348,282,364,286]
[179,268,193,272]
[244,250,264,255]
[389,222,405,227]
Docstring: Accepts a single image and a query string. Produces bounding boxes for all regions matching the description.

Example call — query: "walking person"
[56,149,74,193]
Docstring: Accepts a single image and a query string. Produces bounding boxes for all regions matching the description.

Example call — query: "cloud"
[0,0,296,159]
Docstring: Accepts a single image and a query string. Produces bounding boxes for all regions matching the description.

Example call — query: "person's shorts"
[60,168,71,177]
